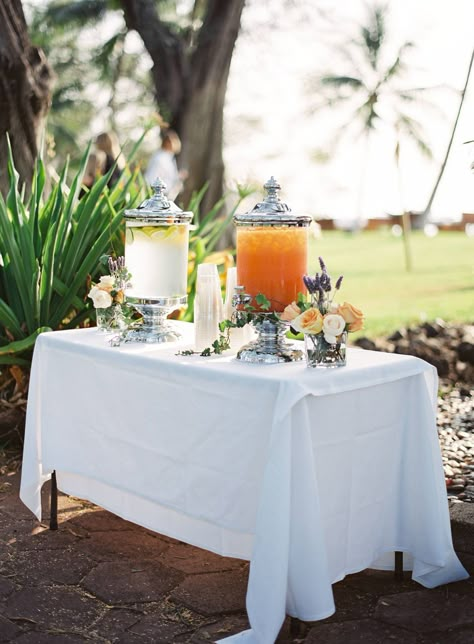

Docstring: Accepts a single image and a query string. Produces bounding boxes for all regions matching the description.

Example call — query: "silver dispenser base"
[236,316,303,363]
[125,296,186,343]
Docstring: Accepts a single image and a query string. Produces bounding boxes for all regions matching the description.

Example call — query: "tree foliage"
[25,0,246,212]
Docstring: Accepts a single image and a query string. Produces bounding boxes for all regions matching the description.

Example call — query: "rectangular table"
[20,324,468,644]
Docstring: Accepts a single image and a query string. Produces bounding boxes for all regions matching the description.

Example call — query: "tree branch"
[120,0,186,123]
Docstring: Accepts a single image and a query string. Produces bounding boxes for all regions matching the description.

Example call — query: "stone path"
[0,463,472,643]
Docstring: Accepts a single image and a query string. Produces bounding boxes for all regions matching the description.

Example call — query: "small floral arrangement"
[281,256,364,344]
[88,256,132,309]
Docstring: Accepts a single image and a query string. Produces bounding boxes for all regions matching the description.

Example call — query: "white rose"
[88,286,99,300]
[98,275,115,290]
[322,314,346,344]
[90,288,113,309]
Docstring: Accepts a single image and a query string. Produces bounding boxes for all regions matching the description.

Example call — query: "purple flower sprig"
[303,274,319,294]
[107,255,132,291]
[302,258,344,313]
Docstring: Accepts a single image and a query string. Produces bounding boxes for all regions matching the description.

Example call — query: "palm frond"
[382,41,414,84]
[360,4,387,70]
[320,75,365,89]
[395,113,433,158]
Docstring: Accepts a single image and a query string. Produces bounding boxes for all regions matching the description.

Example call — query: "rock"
[388,329,405,341]
[465,486,474,498]
[354,337,377,351]
[458,341,474,365]
[447,485,465,493]
[422,322,442,338]
[426,357,450,377]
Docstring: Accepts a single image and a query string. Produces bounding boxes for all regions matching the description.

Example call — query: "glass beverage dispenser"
[124,178,193,342]
[233,177,312,362]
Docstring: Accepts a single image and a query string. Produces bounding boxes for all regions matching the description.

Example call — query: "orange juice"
[236,226,308,311]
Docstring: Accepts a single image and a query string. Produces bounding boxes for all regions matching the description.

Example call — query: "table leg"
[394,551,403,580]
[50,470,58,530]
[290,617,303,637]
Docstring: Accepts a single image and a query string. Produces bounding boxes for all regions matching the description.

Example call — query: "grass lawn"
[308,230,474,338]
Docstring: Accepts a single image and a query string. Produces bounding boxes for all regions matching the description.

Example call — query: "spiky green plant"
[0,137,144,366]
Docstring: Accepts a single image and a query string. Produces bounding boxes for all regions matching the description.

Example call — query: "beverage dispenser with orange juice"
[233,177,312,363]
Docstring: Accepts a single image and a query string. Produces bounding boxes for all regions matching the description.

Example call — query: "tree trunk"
[0,0,53,196]
[121,0,245,216]
[395,139,413,272]
[423,48,474,221]
[179,0,245,215]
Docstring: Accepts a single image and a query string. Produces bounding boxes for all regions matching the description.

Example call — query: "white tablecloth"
[20,324,468,644]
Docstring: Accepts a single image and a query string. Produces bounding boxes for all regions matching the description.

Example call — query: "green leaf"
[0,326,51,358]
[256,293,271,310]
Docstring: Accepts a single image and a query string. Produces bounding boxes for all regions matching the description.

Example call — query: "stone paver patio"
[0,464,472,643]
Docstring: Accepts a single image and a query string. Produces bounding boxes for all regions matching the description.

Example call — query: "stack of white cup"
[194,264,224,352]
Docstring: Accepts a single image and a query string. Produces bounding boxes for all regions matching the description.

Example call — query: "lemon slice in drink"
[141,226,157,237]
[151,225,182,242]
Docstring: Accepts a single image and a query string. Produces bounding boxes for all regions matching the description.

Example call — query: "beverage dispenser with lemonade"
[233,177,312,362]
[124,178,193,342]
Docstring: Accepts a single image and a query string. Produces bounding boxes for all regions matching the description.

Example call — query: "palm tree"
[423,48,474,220]
[311,4,438,270]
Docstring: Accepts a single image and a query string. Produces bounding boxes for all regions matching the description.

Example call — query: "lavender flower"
[320,272,332,292]
[319,256,327,273]
[335,275,344,290]
[303,275,318,294]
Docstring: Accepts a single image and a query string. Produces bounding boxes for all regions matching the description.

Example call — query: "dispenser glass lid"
[233,177,312,226]
[124,178,193,224]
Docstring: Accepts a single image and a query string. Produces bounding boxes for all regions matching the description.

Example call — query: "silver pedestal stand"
[236,315,303,363]
[232,289,303,363]
[125,295,187,343]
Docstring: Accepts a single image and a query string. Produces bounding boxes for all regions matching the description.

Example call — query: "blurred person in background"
[95,131,124,188]
[145,129,185,200]
[81,131,124,197]
[82,149,106,195]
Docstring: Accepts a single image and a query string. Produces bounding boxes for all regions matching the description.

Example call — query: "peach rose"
[280,301,302,322]
[322,313,346,343]
[292,308,324,334]
[338,301,364,332]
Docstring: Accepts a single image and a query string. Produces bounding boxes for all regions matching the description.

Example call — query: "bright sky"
[225,0,474,222]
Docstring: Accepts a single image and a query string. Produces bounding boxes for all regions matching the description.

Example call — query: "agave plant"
[0,137,144,367]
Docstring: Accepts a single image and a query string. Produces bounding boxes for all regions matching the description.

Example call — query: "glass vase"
[304,332,347,368]
[95,304,127,334]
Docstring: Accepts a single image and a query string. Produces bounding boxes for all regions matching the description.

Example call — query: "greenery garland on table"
[177,293,277,356]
